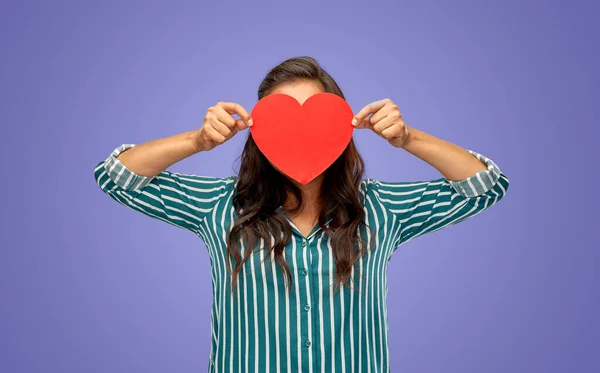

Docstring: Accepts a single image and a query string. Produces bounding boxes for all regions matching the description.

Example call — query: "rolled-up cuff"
[103,144,154,191]
[448,150,502,197]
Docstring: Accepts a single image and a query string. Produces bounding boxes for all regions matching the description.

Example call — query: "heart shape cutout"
[250,93,354,184]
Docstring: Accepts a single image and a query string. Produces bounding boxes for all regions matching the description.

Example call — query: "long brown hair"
[226,56,372,295]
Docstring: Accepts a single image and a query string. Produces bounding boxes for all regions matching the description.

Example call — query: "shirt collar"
[277,205,332,237]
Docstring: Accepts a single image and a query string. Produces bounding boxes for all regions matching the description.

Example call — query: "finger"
[380,123,406,140]
[354,117,372,129]
[209,116,232,137]
[226,126,239,140]
[352,99,388,126]
[370,104,399,126]
[235,119,249,131]
[217,102,253,126]
[204,124,227,144]
[372,114,397,134]
[212,105,238,129]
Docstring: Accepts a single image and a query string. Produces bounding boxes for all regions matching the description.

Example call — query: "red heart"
[250,93,354,184]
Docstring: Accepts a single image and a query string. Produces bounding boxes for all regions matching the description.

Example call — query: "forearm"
[399,127,487,181]
[116,130,202,177]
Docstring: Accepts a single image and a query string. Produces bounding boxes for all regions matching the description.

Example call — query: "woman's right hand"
[195,102,253,152]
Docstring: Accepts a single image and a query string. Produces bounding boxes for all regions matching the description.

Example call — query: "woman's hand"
[353,98,489,181]
[195,102,253,152]
[352,98,411,148]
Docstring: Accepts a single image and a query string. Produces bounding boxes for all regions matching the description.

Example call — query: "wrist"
[188,129,206,153]
[390,125,413,149]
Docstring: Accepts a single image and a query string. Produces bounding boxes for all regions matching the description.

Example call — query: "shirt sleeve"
[367,150,509,251]
[94,144,234,236]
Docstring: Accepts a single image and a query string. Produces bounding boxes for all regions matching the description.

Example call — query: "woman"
[94,56,509,373]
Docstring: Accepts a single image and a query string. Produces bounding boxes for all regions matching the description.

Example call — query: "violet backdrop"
[1,0,598,372]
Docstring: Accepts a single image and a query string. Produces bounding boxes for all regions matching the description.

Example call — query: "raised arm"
[113,130,204,178]
[94,102,253,235]
[354,98,510,252]
[398,126,490,183]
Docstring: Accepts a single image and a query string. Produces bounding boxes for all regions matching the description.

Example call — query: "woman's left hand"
[352,98,411,148]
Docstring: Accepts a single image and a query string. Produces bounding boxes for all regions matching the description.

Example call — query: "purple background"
[1,0,598,372]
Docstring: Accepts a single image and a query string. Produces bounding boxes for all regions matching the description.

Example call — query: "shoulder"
[165,172,236,185]
[161,172,237,197]
[360,178,382,194]
[359,178,381,206]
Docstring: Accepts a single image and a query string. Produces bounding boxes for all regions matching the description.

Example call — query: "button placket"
[295,235,314,362]
[310,232,328,371]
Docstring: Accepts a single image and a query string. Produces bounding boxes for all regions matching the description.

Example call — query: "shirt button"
[300,268,308,276]
[302,240,307,247]
[305,340,311,347]
[304,304,311,312]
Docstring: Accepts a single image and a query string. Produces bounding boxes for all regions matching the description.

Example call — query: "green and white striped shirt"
[94,144,509,373]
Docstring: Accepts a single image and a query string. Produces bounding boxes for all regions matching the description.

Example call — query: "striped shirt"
[94,144,509,373]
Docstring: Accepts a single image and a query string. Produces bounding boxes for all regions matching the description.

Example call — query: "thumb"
[354,117,372,129]
[226,126,240,140]
[235,119,250,131]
